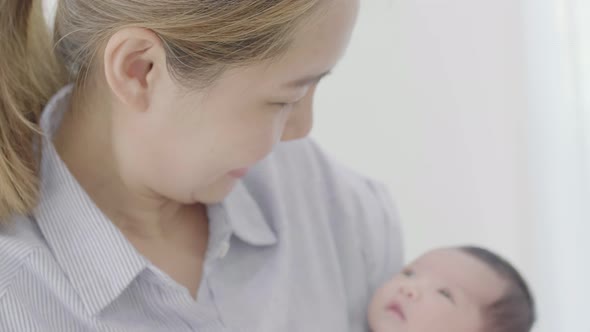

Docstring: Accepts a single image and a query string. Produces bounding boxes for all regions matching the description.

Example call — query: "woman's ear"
[103,27,167,111]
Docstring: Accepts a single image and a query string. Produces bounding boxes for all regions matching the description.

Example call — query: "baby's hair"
[459,246,535,332]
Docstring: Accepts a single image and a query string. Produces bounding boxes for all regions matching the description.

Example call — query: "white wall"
[315,0,530,271]
[313,1,552,331]
[523,0,589,330]
[42,0,57,27]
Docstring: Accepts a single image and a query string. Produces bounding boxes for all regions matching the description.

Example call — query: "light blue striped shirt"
[0,85,403,331]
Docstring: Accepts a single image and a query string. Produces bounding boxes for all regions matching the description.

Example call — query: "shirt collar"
[34,85,148,316]
[211,180,277,247]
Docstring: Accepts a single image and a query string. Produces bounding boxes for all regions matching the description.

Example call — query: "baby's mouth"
[386,302,407,321]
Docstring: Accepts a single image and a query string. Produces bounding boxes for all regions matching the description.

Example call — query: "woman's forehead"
[264,0,359,87]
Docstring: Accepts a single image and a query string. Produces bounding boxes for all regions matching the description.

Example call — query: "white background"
[43,0,587,331]
[315,0,530,270]
[313,1,587,331]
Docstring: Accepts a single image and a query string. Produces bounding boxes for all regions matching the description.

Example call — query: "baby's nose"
[399,284,420,300]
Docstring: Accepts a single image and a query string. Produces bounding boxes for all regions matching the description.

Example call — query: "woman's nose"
[280,87,315,142]
[280,108,312,141]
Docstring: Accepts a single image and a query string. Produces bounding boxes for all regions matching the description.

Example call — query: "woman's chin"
[190,176,240,205]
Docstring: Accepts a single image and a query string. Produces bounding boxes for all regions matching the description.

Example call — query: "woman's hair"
[0,0,323,222]
[0,0,67,221]
[459,246,536,332]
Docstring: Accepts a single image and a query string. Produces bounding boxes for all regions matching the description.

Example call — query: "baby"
[369,246,535,332]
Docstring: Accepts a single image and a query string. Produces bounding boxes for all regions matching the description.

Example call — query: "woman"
[0,0,403,330]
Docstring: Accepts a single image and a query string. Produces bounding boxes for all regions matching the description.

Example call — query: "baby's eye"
[438,288,455,304]
[402,269,415,277]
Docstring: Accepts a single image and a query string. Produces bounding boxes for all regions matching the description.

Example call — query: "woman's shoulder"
[250,138,396,215]
[245,138,404,286]
[250,138,371,189]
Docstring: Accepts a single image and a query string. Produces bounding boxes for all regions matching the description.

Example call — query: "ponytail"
[0,0,67,222]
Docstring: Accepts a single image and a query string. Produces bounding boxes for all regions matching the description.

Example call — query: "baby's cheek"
[418,305,474,332]
[453,305,485,332]
[368,283,392,314]
[377,279,399,302]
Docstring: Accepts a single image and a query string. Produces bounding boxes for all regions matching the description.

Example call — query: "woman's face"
[368,249,507,332]
[112,0,359,204]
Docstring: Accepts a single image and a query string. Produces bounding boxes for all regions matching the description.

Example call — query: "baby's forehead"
[408,249,506,305]
[409,248,468,270]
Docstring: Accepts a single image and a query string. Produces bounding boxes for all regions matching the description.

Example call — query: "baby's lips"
[386,301,407,321]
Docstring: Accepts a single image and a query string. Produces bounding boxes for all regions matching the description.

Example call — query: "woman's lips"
[229,168,249,178]
[387,302,406,321]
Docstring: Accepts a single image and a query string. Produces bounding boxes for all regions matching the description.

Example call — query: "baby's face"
[369,249,507,332]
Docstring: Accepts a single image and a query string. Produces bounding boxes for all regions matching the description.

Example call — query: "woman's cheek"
[241,127,284,163]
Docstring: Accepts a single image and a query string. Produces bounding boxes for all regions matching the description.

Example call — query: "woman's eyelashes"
[270,100,300,112]
[270,93,307,110]
[273,102,293,109]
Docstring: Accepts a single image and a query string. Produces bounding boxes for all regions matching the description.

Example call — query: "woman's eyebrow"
[283,70,332,88]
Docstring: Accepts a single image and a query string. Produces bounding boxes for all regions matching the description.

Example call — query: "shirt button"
[218,241,231,259]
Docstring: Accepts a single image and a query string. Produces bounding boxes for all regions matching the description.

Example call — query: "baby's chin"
[368,309,407,332]
[370,321,407,332]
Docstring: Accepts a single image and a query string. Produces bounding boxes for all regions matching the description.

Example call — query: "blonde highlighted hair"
[0,0,322,222]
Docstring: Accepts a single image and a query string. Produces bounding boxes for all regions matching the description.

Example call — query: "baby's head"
[369,246,535,332]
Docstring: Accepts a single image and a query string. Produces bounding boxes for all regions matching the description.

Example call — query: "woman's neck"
[52,88,197,240]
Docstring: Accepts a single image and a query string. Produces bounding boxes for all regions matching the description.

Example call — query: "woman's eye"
[271,96,304,109]
[271,102,294,111]
[438,288,455,303]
